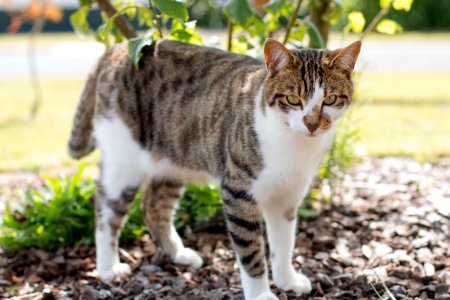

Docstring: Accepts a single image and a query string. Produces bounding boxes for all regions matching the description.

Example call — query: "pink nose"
[304,120,319,133]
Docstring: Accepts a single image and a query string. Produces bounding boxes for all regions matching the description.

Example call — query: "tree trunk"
[310,0,331,48]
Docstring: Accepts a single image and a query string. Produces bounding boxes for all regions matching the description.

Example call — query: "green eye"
[323,95,337,105]
[287,95,301,105]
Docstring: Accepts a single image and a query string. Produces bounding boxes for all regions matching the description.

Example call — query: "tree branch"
[360,5,390,40]
[148,0,163,38]
[283,0,303,44]
[28,0,46,119]
[227,21,234,51]
[96,0,137,39]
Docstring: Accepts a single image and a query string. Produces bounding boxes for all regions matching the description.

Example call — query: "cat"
[68,37,361,300]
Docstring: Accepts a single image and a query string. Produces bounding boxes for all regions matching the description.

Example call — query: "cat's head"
[262,39,361,137]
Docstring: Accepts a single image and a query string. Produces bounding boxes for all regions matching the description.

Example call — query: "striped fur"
[68,38,361,299]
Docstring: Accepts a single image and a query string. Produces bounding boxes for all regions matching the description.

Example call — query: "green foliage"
[120,191,147,241]
[345,11,366,33]
[168,20,203,45]
[0,166,223,252]
[128,32,154,69]
[175,184,222,230]
[154,0,189,20]
[0,167,147,252]
[223,0,254,27]
[376,19,403,34]
[0,166,96,252]
[304,20,325,48]
[70,5,91,37]
[349,0,450,31]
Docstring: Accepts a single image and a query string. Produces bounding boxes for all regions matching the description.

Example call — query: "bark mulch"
[1,157,449,300]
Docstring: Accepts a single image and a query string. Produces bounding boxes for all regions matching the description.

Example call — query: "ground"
[1,157,449,299]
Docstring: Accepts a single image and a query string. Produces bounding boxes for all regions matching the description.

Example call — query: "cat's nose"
[303,119,319,133]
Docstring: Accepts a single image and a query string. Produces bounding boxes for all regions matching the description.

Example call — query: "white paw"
[278,272,312,295]
[254,291,278,300]
[98,262,131,281]
[174,247,203,269]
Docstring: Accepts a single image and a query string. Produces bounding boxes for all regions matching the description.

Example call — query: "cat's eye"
[287,95,301,105]
[323,95,337,105]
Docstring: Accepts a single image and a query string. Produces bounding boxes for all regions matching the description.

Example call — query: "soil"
[1,157,449,300]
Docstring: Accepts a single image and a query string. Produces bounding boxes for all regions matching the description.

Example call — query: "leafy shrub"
[0,166,96,252]
[175,183,222,230]
[0,167,223,252]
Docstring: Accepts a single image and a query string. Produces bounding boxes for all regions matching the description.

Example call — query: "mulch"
[1,157,450,300]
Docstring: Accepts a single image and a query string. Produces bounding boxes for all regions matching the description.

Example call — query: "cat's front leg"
[260,199,312,296]
[221,184,277,300]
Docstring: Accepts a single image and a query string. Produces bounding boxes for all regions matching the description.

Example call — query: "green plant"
[0,166,96,251]
[175,183,222,230]
[0,167,146,252]
[0,166,224,251]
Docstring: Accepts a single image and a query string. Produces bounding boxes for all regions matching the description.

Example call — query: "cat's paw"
[253,291,278,300]
[277,272,312,295]
[98,263,131,282]
[174,247,203,269]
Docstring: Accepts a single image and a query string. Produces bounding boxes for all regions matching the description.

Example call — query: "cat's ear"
[328,40,361,72]
[264,38,293,75]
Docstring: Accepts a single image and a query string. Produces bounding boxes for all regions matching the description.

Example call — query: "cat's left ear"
[264,38,294,75]
[328,40,361,72]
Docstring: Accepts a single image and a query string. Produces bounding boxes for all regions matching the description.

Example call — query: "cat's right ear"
[264,38,293,75]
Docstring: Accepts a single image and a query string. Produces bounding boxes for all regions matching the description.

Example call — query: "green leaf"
[392,0,414,11]
[379,0,393,8]
[153,0,188,20]
[298,207,320,220]
[346,11,366,33]
[70,5,91,37]
[223,0,254,27]
[304,20,325,48]
[128,32,154,69]
[137,7,153,27]
[79,0,93,6]
[376,19,403,35]
[169,19,203,45]
[289,23,305,42]
[264,0,285,14]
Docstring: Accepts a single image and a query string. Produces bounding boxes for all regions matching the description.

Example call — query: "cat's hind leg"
[142,179,203,268]
[94,116,147,281]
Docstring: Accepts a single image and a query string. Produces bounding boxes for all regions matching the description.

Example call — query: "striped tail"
[68,67,98,159]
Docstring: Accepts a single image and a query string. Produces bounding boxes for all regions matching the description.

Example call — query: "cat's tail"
[68,64,99,159]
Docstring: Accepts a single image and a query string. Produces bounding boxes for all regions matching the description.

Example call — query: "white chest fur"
[251,89,334,204]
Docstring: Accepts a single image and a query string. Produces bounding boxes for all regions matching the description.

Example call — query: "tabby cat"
[68,38,361,299]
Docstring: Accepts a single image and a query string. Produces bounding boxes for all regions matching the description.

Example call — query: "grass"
[0,79,98,172]
[354,72,450,161]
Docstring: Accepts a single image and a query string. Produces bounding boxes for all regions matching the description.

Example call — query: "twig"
[360,5,390,40]
[28,0,46,119]
[371,269,397,300]
[96,0,137,39]
[148,0,163,38]
[10,292,42,299]
[119,247,137,264]
[283,0,303,44]
[227,21,233,51]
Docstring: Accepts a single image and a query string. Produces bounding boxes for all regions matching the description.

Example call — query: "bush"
[0,167,223,252]
[0,166,96,252]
